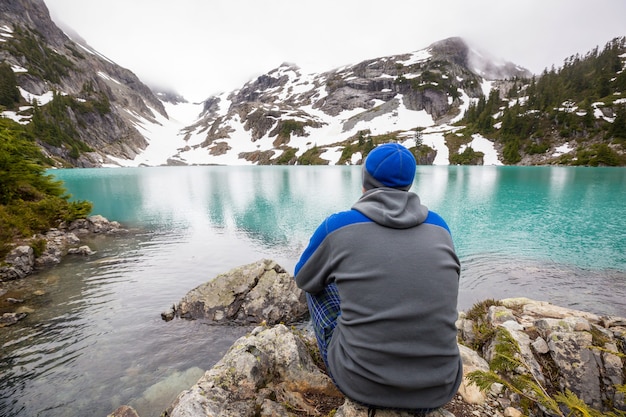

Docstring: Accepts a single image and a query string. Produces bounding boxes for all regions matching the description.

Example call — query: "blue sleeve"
[294,210,371,289]
[424,211,452,235]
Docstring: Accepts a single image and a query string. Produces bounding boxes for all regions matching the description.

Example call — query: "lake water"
[1,165,625,417]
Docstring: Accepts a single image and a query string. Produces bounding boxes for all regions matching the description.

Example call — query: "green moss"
[463,299,503,351]
[30,238,47,258]
[589,325,611,347]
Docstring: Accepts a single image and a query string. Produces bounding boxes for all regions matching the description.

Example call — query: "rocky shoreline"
[3,245,625,416]
[0,215,126,327]
[106,259,626,417]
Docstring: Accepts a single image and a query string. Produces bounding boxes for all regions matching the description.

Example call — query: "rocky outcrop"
[161,323,456,417]
[162,259,308,325]
[457,297,626,414]
[115,261,626,417]
[0,214,125,281]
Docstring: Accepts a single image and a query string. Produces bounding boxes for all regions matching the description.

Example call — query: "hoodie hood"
[352,188,429,229]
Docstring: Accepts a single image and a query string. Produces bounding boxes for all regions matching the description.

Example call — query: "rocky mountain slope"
[0,0,166,167]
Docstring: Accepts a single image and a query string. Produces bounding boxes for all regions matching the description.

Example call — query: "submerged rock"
[107,405,140,417]
[0,311,28,327]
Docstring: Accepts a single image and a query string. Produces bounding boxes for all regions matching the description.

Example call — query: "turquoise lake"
[1,165,625,417]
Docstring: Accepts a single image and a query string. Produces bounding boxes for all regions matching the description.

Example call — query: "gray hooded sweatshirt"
[295,187,462,409]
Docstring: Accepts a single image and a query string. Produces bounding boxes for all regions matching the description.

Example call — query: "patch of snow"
[346,95,434,138]
[481,80,493,98]
[321,146,343,164]
[109,101,204,167]
[1,110,26,124]
[552,142,574,157]
[97,71,122,85]
[397,49,432,66]
[592,102,614,122]
[450,90,471,124]
[462,134,503,165]
[421,129,450,165]
[0,25,12,41]
[19,88,55,105]
[11,64,27,73]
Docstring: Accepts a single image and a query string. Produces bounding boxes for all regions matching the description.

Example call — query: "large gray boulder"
[165,259,308,325]
[162,324,343,417]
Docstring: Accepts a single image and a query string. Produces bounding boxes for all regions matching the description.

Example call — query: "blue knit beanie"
[362,143,416,191]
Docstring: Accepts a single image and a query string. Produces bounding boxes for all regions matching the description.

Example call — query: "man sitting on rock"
[295,143,462,414]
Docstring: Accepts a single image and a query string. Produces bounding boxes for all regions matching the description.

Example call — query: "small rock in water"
[161,304,177,322]
[16,306,35,314]
[67,245,95,256]
[0,312,27,327]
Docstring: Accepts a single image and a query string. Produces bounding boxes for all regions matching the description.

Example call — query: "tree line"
[461,37,626,166]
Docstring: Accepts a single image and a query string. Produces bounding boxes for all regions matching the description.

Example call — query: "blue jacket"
[295,187,462,409]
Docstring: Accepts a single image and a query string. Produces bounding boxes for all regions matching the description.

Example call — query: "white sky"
[44,0,626,102]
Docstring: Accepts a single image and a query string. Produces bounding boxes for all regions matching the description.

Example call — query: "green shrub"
[0,118,92,258]
[450,146,484,165]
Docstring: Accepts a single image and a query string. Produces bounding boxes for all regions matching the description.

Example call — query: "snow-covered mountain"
[1,0,530,167]
[115,37,530,167]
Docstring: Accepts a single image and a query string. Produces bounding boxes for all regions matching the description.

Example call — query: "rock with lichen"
[165,259,308,325]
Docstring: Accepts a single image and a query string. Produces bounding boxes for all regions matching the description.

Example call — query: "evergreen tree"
[611,105,626,140]
[0,63,21,108]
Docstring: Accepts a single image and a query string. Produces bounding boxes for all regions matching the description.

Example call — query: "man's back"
[296,187,462,409]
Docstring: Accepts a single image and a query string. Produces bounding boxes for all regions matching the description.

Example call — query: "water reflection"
[47,165,626,301]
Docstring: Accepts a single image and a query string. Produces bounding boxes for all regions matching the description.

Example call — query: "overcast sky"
[43,0,626,102]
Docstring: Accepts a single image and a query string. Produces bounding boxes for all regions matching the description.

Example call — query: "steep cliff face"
[0,0,167,167]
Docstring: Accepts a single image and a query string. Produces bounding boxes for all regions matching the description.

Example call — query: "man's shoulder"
[324,209,372,234]
[423,211,451,234]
